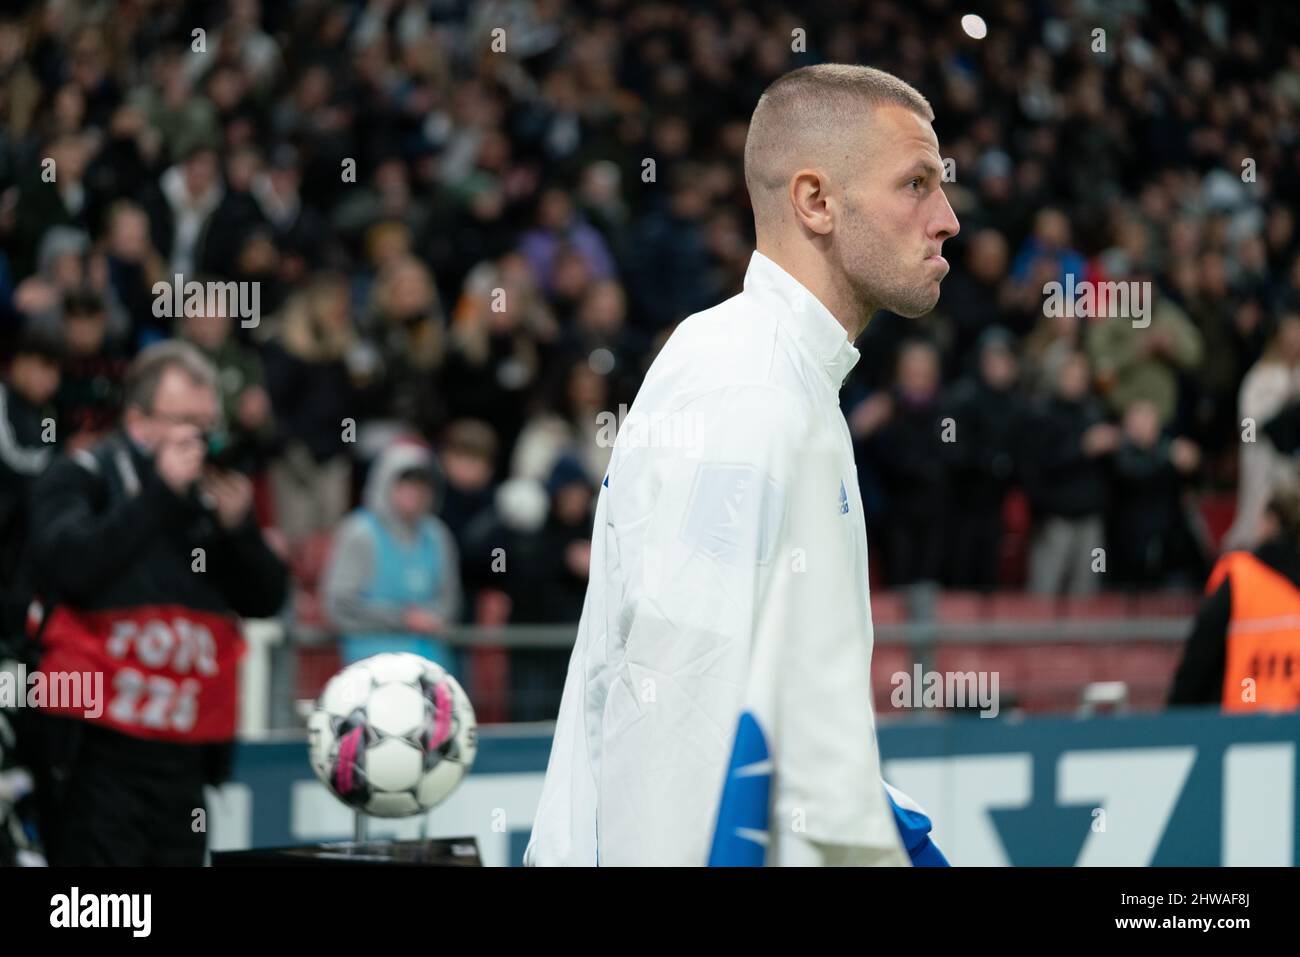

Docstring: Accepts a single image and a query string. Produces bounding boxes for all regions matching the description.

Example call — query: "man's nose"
[931,189,960,241]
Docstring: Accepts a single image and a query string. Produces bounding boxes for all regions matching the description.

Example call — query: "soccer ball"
[307,653,478,818]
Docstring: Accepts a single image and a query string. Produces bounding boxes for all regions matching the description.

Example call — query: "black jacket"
[871,392,951,521]
[1021,395,1110,519]
[941,378,1027,508]
[1168,539,1300,706]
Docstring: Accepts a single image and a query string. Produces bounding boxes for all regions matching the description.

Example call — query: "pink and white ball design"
[307,653,478,818]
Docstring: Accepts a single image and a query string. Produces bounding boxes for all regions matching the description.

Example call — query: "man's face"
[1123,401,1160,449]
[184,311,232,351]
[11,355,60,405]
[836,105,960,318]
[554,483,593,525]
[391,477,433,521]
[129,366,220,454]
[65,312,107,356]
[1056,354,1090,401]
[184,150,219,198]
[981,347,1017,390]
[442,449,492,492]
[896,343,939,402]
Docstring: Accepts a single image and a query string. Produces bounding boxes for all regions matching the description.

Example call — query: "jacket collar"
[743,250,860,390]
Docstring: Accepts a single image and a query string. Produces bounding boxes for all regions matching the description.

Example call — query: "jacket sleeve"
[321,516,409,633]
[206,517,291,619]
[1168,577,1230,707]
[0,385,54,479]
[29,452,198,604]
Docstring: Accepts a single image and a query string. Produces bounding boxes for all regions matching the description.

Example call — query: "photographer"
[28,341,288,865]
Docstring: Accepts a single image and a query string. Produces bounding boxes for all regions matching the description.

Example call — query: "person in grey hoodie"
[322,441,462,673]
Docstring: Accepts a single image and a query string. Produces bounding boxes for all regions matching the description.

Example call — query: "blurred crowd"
[2,0,1300,657]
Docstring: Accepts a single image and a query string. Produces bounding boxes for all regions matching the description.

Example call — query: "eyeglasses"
[143,408,220,432]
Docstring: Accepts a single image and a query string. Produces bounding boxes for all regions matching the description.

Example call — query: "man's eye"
[909,177,923,191]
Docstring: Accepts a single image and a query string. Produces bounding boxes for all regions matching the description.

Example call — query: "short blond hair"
[744,64,934,232]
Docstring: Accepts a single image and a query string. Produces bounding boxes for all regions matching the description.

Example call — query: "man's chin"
[889,288,942,319]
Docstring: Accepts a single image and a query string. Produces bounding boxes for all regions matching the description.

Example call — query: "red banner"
[38,604,245,742]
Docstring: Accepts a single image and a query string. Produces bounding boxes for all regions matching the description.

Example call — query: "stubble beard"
[840,210,941,325]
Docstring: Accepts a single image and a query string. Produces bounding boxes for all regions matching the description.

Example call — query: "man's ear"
[122,404,149,446]
[788,168,835,237]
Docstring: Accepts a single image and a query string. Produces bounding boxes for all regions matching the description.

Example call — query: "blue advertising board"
[209,709,1300,866]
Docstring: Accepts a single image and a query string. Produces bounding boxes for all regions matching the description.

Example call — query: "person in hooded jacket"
[322,440,462,675]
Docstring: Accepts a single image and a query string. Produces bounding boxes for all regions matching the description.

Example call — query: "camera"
[204,428,252,473]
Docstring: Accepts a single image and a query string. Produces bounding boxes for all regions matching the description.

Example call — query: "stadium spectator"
[199,143,267,280]
[443,253,554,471]
[361,254,448,436]
[321,441,461,673]
[1107,400,1205,588]
[260,275,360,546]
[437,419,500,548]
[512,355,612,487]
[1022,351,1117,595]
[518,186,617,298]
[13,226,90,337]
[140,144,224,277]
[177,293,272,474]
[941,327,1027,589]
[0,331,61,662]
[561,278,645,405]
[27,341,287,865]
[250,143,330,279]
[504,455,594,722]
[100,200,167,349]
[1223,312,1300,550]
[55,290,127,450]
[10,134,92,281]
[870,339,950,586]
[1085,274,1204,428]
[939,229,1015,377]
[458,476,549,626]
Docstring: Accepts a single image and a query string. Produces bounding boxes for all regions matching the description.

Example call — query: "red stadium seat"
[871,644,914,713]
[1196,491,1238,553]
[296,644,342,702]
[986,592,1058,621]
[999,490,1032,587]
[936,591,987,622]
[1059,593,1133,618]
[870,590,907,624]
[289,530,335,591]
[1132,592,1201,617]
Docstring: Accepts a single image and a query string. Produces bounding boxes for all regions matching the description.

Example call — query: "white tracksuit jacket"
[525,250,912,866]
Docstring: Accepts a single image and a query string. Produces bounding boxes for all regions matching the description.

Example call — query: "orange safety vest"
[1206,551,1300,713]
